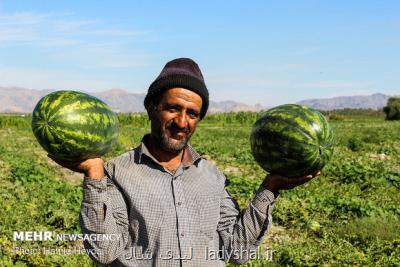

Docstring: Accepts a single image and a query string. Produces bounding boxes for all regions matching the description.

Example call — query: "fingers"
[313,171,321,177]
[289,171,321,187]
[302,171,321,179]
[288,175,313,187]
[263,170,321,192]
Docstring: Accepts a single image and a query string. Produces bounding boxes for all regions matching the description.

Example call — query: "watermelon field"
[0,110,399,266]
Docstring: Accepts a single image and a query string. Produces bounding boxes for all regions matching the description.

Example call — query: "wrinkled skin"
[147,88,202,155]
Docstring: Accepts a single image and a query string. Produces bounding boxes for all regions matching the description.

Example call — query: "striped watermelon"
[32,90,119,161]
[250,104,334,177]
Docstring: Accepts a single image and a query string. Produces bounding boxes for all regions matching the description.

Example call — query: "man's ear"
[145,105,152,118]
[146,103,157,118]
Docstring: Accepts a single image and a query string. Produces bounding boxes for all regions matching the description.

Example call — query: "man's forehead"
[160,88,203,106]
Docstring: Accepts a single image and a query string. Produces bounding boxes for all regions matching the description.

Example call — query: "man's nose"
[174,112,188,129]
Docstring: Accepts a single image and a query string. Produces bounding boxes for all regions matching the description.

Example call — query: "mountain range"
[0,87,265,113]
[296,93,391,110]
[0,87,395,113]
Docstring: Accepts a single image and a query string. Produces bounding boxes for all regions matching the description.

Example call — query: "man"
[58,58,318,266]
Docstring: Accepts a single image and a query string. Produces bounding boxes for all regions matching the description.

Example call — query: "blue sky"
[0,0,399,106]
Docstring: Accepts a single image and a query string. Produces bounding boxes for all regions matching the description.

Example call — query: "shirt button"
[177,201,182,206]
[180,233,184,237]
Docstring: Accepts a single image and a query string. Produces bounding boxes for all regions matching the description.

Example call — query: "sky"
[0,0,399,106]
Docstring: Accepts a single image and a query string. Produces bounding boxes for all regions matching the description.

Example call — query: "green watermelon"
[32,90,119,161]
[250,104,334,177]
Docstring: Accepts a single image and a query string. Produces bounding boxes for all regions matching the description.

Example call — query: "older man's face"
[149,88,202,153]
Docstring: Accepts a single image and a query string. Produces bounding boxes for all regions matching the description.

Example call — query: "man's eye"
[167,106,178,112]
[188,111,200,119]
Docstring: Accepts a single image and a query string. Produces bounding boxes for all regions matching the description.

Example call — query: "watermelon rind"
[250,104,334,177]
[31,90,119,161]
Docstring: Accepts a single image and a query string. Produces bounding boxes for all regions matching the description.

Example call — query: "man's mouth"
[170,129,187,138]
[168,127,189,139]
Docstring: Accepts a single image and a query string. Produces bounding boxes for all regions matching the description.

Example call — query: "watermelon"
[32,90,119,161]
[250,104,334,177]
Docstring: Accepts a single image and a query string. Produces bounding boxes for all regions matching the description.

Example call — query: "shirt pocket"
[195,194,221,241]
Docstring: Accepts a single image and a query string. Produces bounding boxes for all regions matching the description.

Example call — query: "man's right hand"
[49,155,105,180]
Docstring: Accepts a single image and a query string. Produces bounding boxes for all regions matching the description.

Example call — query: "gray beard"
[157,131,189,153]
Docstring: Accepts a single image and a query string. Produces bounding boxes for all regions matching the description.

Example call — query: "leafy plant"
[383,97,400,120]
[1,111,400,266]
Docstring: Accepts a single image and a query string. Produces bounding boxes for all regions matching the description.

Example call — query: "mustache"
[167,121,190,133]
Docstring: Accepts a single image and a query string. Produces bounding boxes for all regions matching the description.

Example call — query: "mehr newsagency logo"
[13,231,120,241]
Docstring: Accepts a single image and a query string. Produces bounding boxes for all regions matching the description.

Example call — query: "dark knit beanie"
[144,58,209,119]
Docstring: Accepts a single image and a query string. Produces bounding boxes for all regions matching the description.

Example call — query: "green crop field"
[0,111,399,266]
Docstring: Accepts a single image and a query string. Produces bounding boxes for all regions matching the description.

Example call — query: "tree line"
[383,97,400,120]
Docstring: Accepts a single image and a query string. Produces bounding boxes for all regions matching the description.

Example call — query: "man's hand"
[49,155,105,180]
[262,171,320,194]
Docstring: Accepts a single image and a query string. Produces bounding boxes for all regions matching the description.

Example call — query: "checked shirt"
[80,136,278,266]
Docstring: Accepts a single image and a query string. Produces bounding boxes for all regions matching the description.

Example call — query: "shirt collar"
[137,134,202,168]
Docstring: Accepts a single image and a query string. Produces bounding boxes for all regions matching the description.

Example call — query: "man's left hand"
[262,171,321,194]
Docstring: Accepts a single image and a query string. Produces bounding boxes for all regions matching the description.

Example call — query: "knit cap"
[144,58,209,119]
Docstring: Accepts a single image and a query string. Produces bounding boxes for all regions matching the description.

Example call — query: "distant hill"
[0,87,264,113]
[297,93,392,110]
[209,100,264,113]
[0,87,52,113]
[1,87,395,113]
[92,89,146,113]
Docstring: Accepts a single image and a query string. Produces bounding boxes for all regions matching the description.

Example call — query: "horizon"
[0,86,396,106]
[1,1,399,106]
